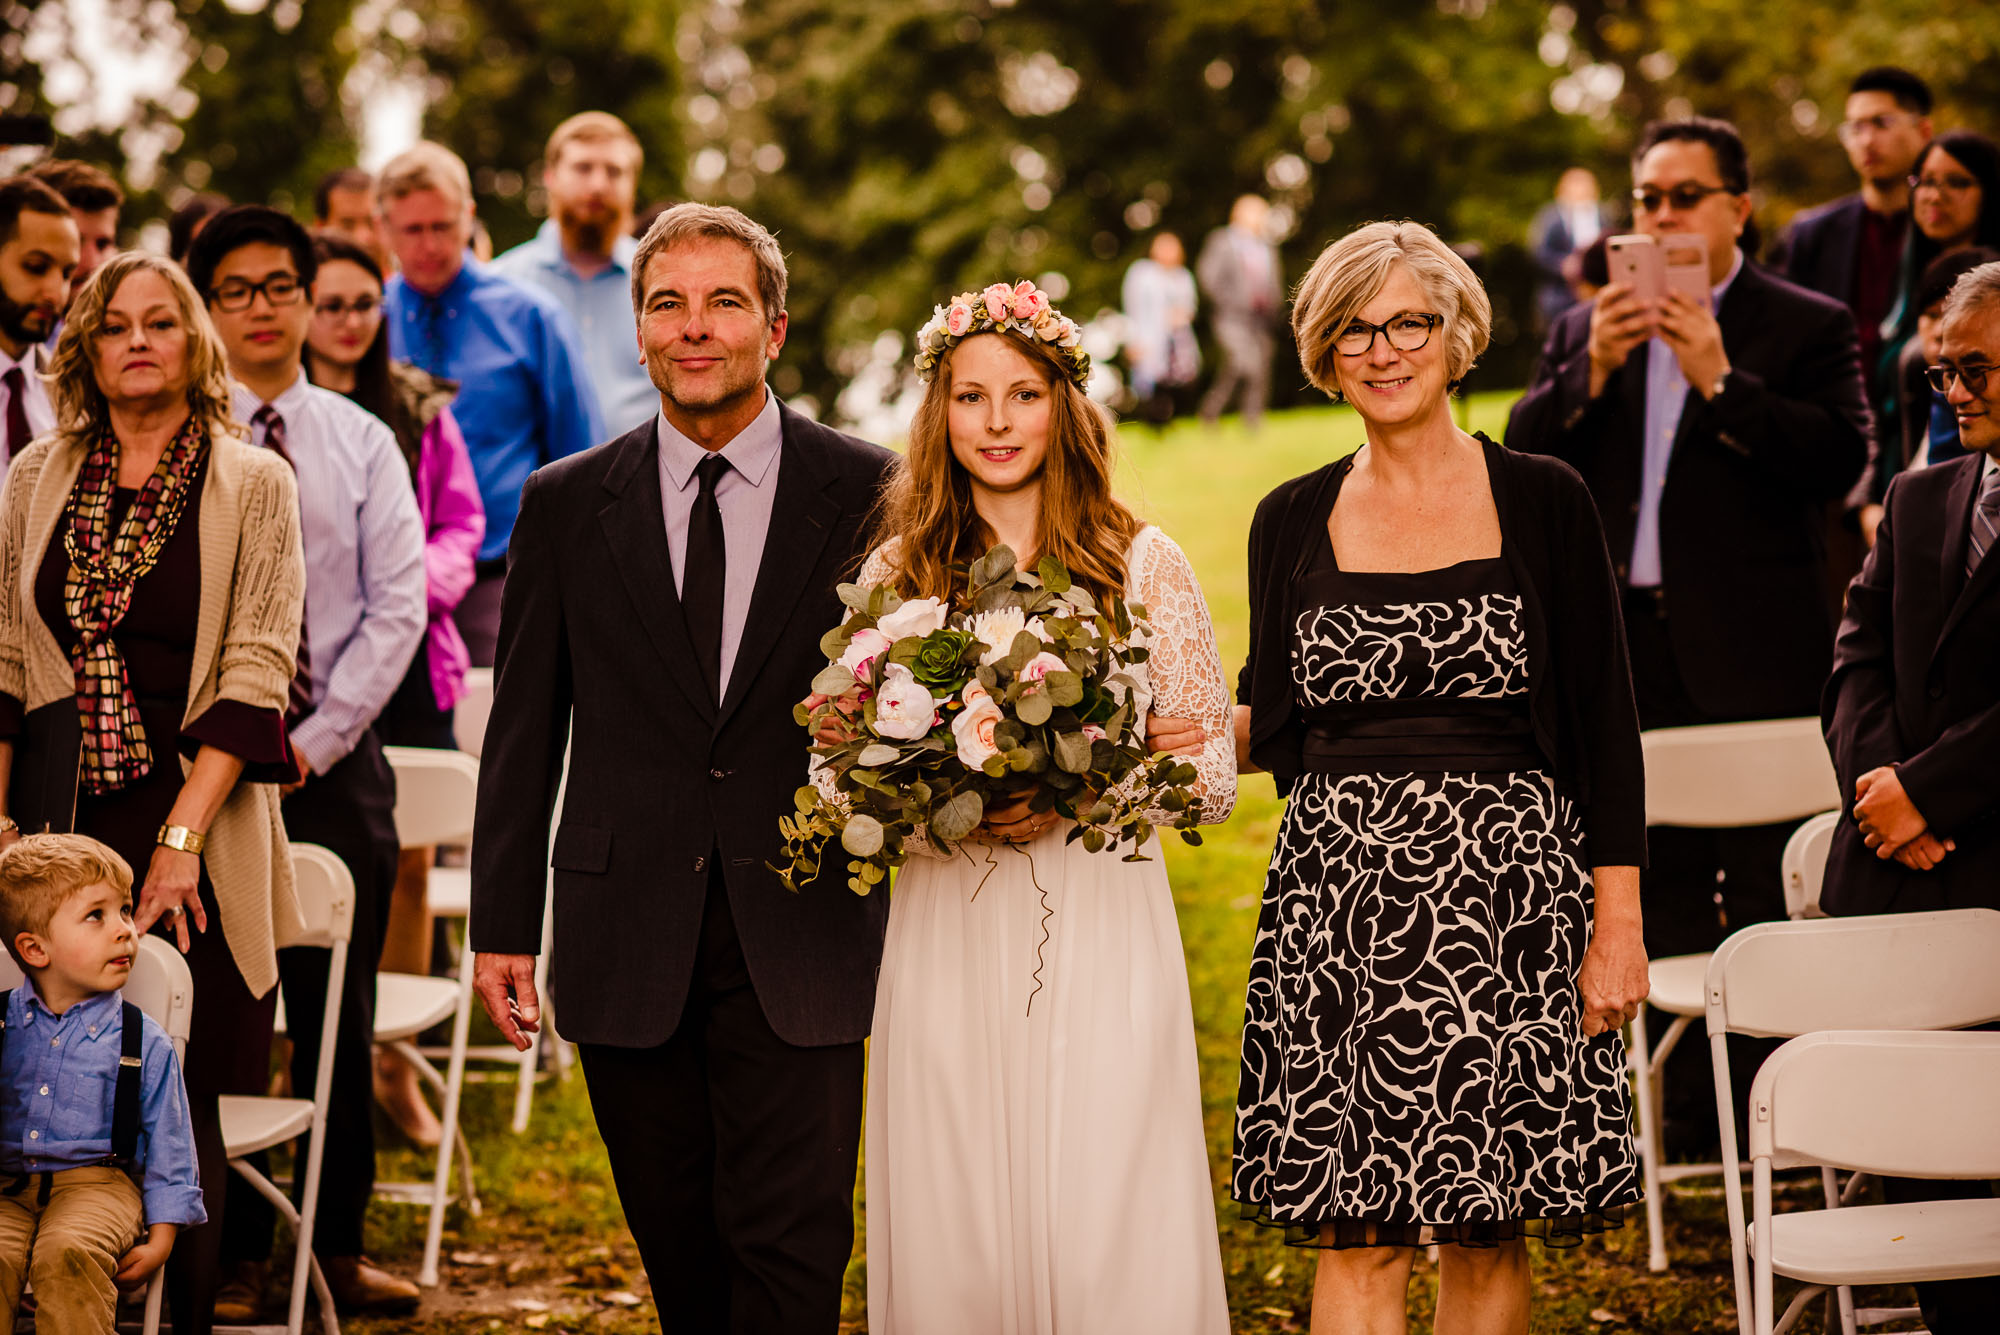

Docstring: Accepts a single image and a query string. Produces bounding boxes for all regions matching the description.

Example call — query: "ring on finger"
[165,905,183,918]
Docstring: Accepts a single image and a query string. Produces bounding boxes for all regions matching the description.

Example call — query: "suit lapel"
[716,404,842,730]
[1936,457,1994,651]
[596,420,713,721]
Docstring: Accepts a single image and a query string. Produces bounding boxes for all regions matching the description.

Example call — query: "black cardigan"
[1239,434,1648,868]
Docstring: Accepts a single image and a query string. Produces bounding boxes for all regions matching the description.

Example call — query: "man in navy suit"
[1821,259,2000,1334]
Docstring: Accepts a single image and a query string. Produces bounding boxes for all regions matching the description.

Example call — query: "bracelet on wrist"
[156,824,207,855]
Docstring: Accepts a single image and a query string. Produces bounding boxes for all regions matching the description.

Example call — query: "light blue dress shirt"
[491,221,660,437]
[0,987,206,1226]
[1629,248,1744,588]
[235,373,427,773]
[386,256,605,561]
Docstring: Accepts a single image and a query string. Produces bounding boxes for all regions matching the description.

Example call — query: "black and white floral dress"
[1232,544,1641,1248]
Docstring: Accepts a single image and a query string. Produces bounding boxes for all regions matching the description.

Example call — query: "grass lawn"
[349,395,1906,1333]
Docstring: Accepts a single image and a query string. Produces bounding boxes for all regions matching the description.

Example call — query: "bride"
[855,282,1237,1333]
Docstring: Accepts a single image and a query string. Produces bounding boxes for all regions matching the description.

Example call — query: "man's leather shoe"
[323,1256,421,1315]
[212,1260,267,1324]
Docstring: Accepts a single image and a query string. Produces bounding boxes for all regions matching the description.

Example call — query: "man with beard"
[493,113,658,433]
[0,176,78,471]
[25,159,120,301]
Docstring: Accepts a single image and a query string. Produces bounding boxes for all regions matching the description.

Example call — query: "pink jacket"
[414,406,485,711]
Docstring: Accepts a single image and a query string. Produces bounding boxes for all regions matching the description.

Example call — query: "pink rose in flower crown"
[945,301,976,338]
[952,680,1006,768]
[1054,316,1082,349]
[838,627,892,682]
[1010,280,1048,321]
[1018,651,1069,685]
[874,664,940,741]
[981,283,1016,324]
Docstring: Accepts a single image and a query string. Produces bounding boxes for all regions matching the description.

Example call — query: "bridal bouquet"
[777,545,1204,894]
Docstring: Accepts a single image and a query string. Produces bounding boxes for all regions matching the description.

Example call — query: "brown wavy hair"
[873,331,1141,604]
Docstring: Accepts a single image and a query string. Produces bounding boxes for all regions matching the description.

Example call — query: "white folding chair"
[1631,717,1841,1272]
[452,668,494,758]
[218,844,349,1335]
[1748,1030,2000,1335]
[1779,811,1840,921]
[1707,909,2000,1335]
[0,936,190,1335]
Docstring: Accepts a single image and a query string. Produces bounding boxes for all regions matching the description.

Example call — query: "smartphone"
[1605,233,1712,311]
[1659,234,1711,311]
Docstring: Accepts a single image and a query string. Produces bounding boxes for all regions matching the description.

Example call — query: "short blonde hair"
[546,111,642,173]
[376,141,474,210]
[0,834,134,969]
[1291,220,1492,401]
[47,252,242,450]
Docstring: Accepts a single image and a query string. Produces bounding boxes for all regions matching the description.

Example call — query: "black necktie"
[253,405,315,725]
[683,454,731,701]
[3,366,29,459]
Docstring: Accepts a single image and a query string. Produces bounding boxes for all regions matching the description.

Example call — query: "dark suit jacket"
[1777,194,1868,309]
[1504,259,1873,721]
[1822,454,2000,915]
[469,403,896,1048]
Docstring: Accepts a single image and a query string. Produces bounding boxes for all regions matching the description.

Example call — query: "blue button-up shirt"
[234,373,427,774]
[1630,248,1745,588]
[386,256,604,561]
[0,987,206,1226]
[491,221,659,437]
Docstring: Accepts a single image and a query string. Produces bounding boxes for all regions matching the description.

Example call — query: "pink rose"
[1081,724,1107,742]
[837,627,892,682]
[982,283,1015,323]
[1018,651,1069,684]
[1054,316,1082,348]
[945,301,975,337]
[953,681,1006,768]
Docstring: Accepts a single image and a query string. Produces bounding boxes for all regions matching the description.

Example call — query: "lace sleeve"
[1129,528,1238,826]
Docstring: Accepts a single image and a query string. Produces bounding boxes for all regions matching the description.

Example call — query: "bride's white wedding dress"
[861,526,1236,1334]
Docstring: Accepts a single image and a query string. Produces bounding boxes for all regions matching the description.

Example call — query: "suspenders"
[0,989,145,1204]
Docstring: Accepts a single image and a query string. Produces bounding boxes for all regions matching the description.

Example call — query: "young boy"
[0,834,204,1334]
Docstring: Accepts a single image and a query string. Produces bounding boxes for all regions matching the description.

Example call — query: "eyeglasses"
[1333,312,1441,357]
[1837,112,1921,143]
[209,274,305,313]
[1911,172,1979,195]
[1632,182,1738,213]
[1926,361,1995,395]
[313,296,381,321]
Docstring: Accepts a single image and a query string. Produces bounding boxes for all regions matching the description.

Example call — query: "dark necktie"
[253,405,316,724]
[1968,467,2000,581]
[3,365,29,459]
[683,454,731,702]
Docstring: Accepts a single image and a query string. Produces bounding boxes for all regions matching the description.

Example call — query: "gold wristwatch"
[157,824,208,855]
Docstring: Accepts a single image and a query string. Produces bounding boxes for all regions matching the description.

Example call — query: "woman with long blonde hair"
[857,283,1234,1333]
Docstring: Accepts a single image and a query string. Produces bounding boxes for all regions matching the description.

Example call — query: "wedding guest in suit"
[1821,257,2000,1334]
[470,203,893,1333]
[1530,167,1616,329]
[1197,194,1283,432]
[1506,115,1872,1153]
[185,206,427,1319]
[1122,230,1201,424]
[0,251,306,1335]
[26,160,121,302]
[0,177,78,473]
[313,168,388,272]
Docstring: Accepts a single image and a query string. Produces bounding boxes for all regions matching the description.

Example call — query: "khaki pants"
[0,1166,144,1335]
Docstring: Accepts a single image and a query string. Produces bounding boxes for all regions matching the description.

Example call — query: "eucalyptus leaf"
[972,545,1017,590]
[857,743,902,767]
[841,814,885,857]
[1016,690,1053,726]
[820,625,855,658]
[837,582,871,611]
[1005,747,1034,772]
[794,786,819,813]
[994,719,1026,751]
[811,663,856,696]
[931,789,984,844]
[1044,671,1083,707]
[1053,730,1093,774]
[1036,555,1072,593]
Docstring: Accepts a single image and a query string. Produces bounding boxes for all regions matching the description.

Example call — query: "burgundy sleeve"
[179,700,300,784]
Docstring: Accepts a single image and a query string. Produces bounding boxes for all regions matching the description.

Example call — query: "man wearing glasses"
[1823,260,2000,1334]
[184,206,428,1319]
[1507,115,1873,1157]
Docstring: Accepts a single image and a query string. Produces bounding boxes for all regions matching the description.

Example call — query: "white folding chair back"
[383,746,480,848]
[1707,909,2000,1335]
[1747,1030,2000,1335]
[218,843,353,1335]
[1641,719,1841,827]
[1779,811,1840,921]
[453,668,494,758]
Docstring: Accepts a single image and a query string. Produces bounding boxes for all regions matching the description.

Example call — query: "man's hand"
[474,952,542,1052]
[1586,281,1655,398]
[1893,831,1955,872]
[1147,716,1206,757]
[280,740,310,799]
[114,1223,177,1290]
[1656,289,1730,398]
[1854,766,1935,859]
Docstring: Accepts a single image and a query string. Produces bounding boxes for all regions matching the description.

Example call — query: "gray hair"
[1941,260,2000,328]
[1291,220,1491,401]
[630,203,787,323]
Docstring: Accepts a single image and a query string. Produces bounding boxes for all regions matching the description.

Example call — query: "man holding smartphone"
[1506,115,1874,1157]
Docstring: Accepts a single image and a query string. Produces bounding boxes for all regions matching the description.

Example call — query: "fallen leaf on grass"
[1257,1307,1294,1317]
[524,1315,550,1330]
[451,1251,501,1266]
[509,1297,550,1312]
[601,1292,642,1308]
[1262,1261,1285,1283]
[1590,1310,1619,1325]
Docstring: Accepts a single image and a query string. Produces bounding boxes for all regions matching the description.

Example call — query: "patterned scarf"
[62,417,207,794]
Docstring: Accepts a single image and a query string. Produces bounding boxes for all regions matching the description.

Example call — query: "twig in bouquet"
[1022,846,1051,1019]
[966,841,999,903]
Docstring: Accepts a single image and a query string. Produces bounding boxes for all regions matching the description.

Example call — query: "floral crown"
[913,279,1091,388]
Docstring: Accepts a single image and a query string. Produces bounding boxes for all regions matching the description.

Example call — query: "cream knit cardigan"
[0,424,309,997]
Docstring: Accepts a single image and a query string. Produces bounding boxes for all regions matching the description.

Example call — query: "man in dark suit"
[1821,259,2000,1334]
[470,202,894,1333]
[1507,116,1873,1148]
[1529,166,1616,330]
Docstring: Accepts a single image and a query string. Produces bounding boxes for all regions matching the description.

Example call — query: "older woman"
[0,252,306,1335]
[1231,222,1648,1334]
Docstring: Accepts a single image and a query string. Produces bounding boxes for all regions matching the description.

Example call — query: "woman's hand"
[968,790,1062,844]
[135,846,208,952]
[1146,716,1206,757]
[801,692,860,747]
[1577,921,1649,1039]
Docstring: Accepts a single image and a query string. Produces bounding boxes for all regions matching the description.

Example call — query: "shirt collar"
[1713,246,1745,305]
[531,219,638,276]
[230,368,312,422]
[656,388,782,493]
[400,257,479,308]
[0,341,42,376]
[10,984,122,1034]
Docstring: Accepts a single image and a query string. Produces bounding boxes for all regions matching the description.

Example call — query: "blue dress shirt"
[491,221,659,437]
[386,256,605,561]
[235,373,427,773]
[1629,249,1745,588]
[0,987,206,1226]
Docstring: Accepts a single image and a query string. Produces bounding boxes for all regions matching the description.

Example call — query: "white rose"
[969,606,1027,666]
[1026,616,1055,643]
[872,664,940,741]
[876,596,950,641]
[953,681,1006,768]
[838,627,892,680]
